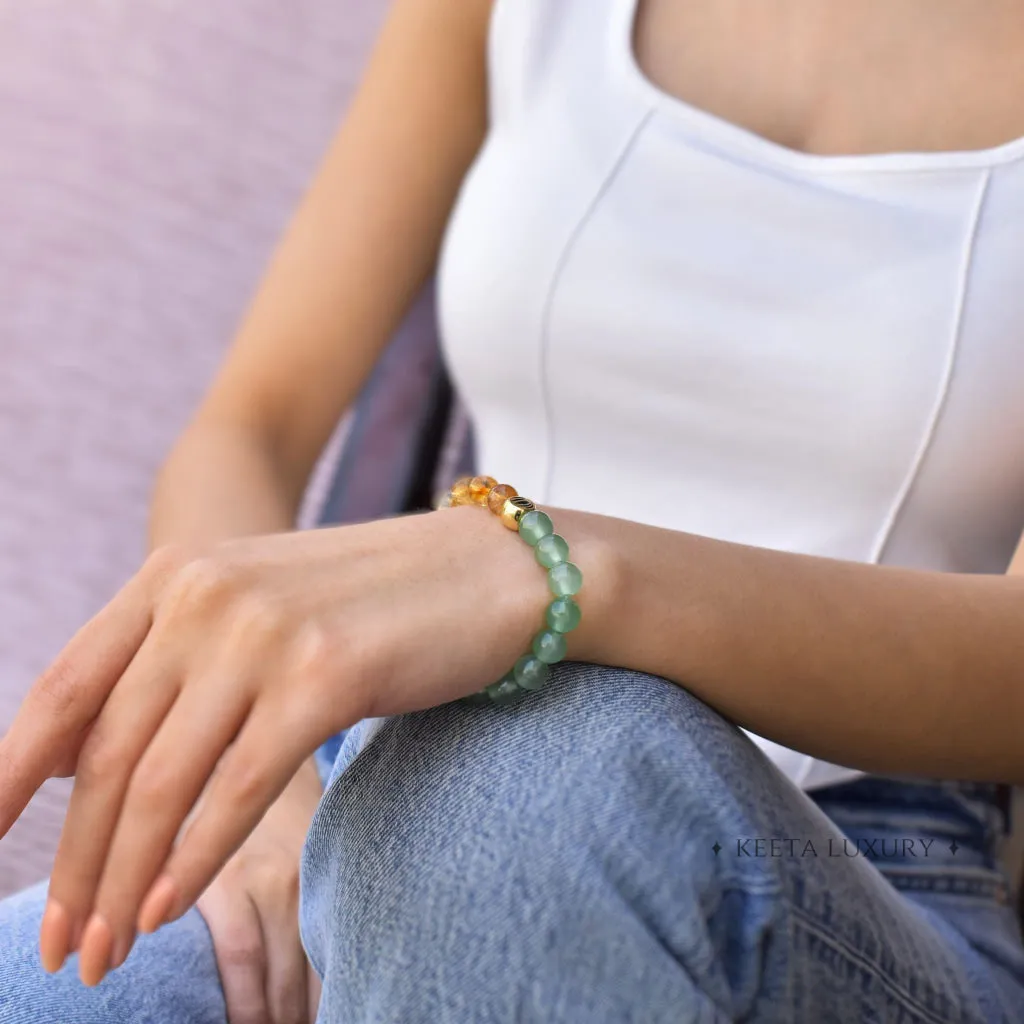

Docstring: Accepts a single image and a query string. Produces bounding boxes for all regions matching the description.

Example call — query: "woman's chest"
[633,0,1024,159]
[436,0,1024,564]
[441,120,1024,549]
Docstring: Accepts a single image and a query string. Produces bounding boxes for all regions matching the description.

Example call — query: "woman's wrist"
[497,503,626,670]
[535,507,709,680]
[433,500,624,677]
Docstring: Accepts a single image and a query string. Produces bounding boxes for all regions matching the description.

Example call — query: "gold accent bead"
[486,482,518,516]
[500,495,536,530]
[469,475,498,505]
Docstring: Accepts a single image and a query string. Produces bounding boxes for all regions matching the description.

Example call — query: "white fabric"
[436,0,1024,790]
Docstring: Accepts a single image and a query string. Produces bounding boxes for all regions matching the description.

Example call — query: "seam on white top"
[868,167,993,565]
[538,107,657,503]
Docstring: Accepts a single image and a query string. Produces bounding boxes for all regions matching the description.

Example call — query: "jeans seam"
[790,905,982,1024]
[875,866,1009,903]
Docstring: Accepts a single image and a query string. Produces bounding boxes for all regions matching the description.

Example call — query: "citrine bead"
[486,677,522,704]
[535,533,569,568]
[449,481,475,506]
[518,509,553,546]
[487,482,518,516]
[532,629,567,664]
[469,475,498,505]
[546,595,581,633]
[513,654,549,691]
[548,561,583,597]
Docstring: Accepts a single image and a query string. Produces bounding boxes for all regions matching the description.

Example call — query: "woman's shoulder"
[487,0,620,120]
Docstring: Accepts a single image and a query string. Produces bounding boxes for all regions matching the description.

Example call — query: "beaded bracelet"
[436,475,583,704]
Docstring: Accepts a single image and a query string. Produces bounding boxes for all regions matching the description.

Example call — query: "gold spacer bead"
[500,495,536,531]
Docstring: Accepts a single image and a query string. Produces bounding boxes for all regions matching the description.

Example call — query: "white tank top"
[435,0,1024,789]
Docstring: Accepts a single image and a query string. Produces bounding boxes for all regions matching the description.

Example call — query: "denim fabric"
[2,663,1023,1022]
[0,885,225,1023]
[298,664,1024,1023]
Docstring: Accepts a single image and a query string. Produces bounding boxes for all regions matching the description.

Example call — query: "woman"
[1,0,1024,1020]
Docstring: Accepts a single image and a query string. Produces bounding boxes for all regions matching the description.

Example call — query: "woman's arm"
[151,0,493,547]
[133,0,494,1008]
[146,0,493,878]
[146,0,493,833]
[561,507,1024,785]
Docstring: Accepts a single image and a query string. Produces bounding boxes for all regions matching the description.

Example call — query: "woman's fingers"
[140,698,314,936]
[42,633,181,972]
[261,882,311,1024]
[78,677,255,983]
[0,569,156,838]
[307,965,323,1024]
[197,883,270,1024]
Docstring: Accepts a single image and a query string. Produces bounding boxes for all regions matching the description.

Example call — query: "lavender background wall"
[0,1,387,897]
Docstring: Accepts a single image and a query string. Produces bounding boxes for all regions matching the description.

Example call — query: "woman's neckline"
[613,0,1024,175]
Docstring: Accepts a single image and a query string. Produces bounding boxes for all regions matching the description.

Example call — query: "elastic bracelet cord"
[437,475,583,704]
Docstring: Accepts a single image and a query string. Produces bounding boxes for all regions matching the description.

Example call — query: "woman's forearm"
[561,507,1024,785]
[148,0,493,553]
[148,419,301,550]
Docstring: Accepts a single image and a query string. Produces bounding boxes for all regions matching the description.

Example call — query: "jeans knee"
[302,663,761,893]
[300,664,792,1019]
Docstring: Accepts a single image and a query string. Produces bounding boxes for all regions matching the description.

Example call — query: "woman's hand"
[197,757,323,1024]
[0,505,596,986]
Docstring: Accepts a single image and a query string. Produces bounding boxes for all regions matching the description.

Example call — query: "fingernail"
[138,875,178,934]
[78,912,113,988]
[39,899,71,974]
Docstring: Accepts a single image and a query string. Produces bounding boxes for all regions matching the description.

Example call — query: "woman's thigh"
[299,662,1024,1023]
[0,880,226,1024]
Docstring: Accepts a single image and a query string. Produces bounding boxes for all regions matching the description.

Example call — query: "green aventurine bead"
[534,533,569,568]
[487,678,522,704]
[548,561,583,597]
[518,509,554,546]
[532,629,567,664]
[513,654,549,691]
[546,595,581,633]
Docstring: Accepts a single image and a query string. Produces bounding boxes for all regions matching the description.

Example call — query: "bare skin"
[0,0,1022,1008]
[635,0,1024,158]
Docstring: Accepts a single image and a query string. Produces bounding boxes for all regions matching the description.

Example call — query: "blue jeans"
[1,663,1023,1022]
